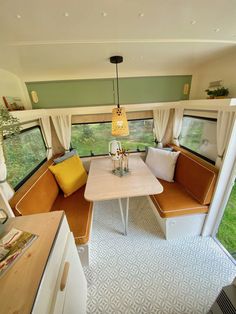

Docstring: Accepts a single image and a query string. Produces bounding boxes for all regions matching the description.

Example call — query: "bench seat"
[10,158,93,250]
[148,146,218,239]
[51,185,92,245]
[150,179,208,218]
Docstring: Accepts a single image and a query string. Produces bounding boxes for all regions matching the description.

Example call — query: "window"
[3,126,47,189]
[71,119,154,157]
[179,116,217,163]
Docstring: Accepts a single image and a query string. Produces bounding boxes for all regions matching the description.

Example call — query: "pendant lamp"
[110,56,129,136]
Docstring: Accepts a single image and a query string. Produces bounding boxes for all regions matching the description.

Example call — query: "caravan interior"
[0,1,235,313]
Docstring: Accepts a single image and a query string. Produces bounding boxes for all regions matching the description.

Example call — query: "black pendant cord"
[110,55,123,109]
[116,62,120,109]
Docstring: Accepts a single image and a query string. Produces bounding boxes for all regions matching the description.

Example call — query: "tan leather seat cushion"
[151,179,208,218]
[51,185,93,245]
[15,169,59,215]
[174,153,217,205]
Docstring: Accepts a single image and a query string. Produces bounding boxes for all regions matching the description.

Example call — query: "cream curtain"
[51,115,71,152]
[39,116,53,159]
[0,142,14,200]
[216,110,236,168]
[153,109,170,147]
[172,108,184,146]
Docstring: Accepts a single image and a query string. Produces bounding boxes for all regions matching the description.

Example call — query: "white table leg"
[125,198,129,235]
[118,198,129,236]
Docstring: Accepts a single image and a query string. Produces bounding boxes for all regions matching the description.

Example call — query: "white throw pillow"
[145,147,180,182]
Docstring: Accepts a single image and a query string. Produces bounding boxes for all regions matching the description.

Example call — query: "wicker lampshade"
[112,107,129,136]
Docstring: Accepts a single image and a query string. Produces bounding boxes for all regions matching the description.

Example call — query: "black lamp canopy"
[110,56,123,64]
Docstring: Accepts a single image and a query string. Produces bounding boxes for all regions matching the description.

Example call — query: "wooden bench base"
[147,196,206,239]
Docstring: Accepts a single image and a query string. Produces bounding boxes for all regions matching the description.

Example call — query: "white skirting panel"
[147,196,206,239]
[77,244,89,267]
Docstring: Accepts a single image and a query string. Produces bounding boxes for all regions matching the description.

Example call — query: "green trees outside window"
[3,127,47,189]
[71,119,154,157]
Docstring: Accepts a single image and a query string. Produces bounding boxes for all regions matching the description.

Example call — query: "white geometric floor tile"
[84,197,236,314]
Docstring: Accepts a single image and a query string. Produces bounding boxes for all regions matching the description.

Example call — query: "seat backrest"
[15,169,59,215]
[174,152,218,205]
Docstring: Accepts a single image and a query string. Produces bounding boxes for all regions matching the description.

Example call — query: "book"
[0,228,37,278]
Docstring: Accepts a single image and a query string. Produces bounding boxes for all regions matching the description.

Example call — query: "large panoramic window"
[179,116,217,163]
[3,126,47,189]
[71,119,154,157]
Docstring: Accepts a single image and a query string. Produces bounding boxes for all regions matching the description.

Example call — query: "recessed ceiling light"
[139,13,144,18]
[64,12,69,17]
[214,28,220,32]
[16,14,21,19]
[190,20,197,25]
[101,12,107,17]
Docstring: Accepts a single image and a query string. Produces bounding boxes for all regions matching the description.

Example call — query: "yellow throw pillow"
[49,155,87,197]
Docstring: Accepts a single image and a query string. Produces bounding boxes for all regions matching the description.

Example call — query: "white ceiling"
[0,0,235,81]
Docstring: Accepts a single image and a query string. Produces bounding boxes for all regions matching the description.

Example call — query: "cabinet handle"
[60,262,70,291]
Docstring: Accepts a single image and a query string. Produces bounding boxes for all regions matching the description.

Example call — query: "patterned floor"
[84,197,236,314]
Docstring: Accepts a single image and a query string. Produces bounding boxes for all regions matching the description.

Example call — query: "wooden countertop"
[0,211,64,314]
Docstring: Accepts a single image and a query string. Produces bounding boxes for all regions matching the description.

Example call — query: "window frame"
[4,125,47,191]
[179,114,217,165]
[71,118,154,158]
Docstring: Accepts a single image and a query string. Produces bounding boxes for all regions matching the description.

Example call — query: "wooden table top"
[84,156,163,201]
[0,211,64,314]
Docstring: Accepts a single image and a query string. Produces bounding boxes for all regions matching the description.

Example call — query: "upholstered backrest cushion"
[174,152,217,205]
[49,155,88,197]
[15,169,59,215]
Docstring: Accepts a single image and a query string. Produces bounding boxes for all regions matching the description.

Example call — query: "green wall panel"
[118,76,192,104]
[26,79,115,109]
[26,75,192,109]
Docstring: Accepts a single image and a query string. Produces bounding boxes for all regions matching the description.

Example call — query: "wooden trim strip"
[71,110,153,124]
[74,201,93,245]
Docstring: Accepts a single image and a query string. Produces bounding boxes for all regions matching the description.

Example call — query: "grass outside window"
[216,183,236,259]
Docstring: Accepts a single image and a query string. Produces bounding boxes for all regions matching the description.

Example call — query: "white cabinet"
[53,233,87,314]
[33,216,87,314]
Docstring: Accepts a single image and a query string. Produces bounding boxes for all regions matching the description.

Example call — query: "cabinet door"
[52,232,87,314]
[33,217,70,314]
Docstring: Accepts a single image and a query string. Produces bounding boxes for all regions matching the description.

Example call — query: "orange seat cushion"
[51,185,93,245]
[150,179,208,218]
